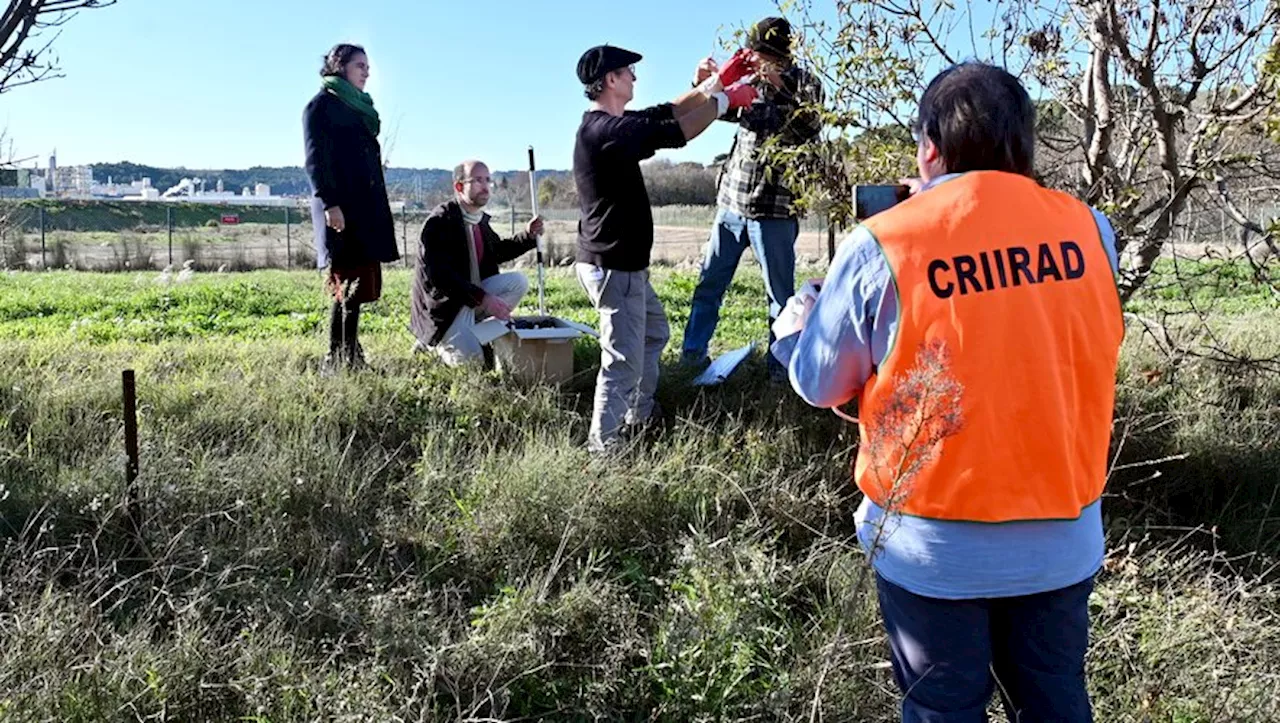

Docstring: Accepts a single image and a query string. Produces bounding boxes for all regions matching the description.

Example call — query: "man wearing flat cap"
[680,17,825,381]
[573,43,759,453]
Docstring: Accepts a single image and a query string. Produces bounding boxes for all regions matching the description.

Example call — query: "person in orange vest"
[772,62,1123,722]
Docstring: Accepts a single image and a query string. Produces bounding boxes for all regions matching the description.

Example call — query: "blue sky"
[4,0,792,171]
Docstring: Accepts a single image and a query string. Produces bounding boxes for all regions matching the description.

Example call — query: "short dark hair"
[585,64,631,101]
[583,78,606,101]
[913,62,1036,177]
[320,43,366,77]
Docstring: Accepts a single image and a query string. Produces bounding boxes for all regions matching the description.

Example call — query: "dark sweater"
[302,90,399,269]
[410,200,537,346]
[573,103,687,271]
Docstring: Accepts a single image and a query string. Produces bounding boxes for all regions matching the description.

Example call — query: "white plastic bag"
[771,278,822,340]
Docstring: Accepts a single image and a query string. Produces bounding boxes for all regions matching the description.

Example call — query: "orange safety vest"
[856,171,1124,523]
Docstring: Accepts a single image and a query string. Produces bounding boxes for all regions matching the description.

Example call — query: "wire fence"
[0,200,841,272]
[2,196,1273,273]
[0,202,408,272]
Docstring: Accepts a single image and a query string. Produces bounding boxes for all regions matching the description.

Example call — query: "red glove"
[717,49,755,87]
[724,82,759,109]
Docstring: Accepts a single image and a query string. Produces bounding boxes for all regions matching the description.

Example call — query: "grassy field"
[1,216,836,273]
[2,224,326,272]
[2,200,302,231]
[1,202,828,274]
[0,264,1278,720]
[3,200,782,233]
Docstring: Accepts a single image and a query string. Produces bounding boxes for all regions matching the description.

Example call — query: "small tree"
[770,0,1280,300]
[642,159,719,205]
[537,177,557,209]
[537,176,578,209]
[1,0,117,94]
[0,126,35,262]
[856,339,965,569]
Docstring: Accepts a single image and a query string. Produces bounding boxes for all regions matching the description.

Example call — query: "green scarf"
[322,76,381,138]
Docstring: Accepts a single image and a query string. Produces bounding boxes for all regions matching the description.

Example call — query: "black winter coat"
[302,90,399,268]
[410,200,537,346]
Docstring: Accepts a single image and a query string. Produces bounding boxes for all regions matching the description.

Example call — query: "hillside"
[89,161,574,202]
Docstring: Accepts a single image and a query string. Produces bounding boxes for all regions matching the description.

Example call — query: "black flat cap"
[748,17,792,59]
[577,45,643,85]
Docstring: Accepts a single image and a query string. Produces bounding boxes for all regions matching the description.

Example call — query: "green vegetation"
[0,267,1277,720]
[538,204,832,231]
[3,199,302,231]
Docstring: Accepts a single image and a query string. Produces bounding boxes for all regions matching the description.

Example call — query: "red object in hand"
[717,49,755,87]
[724,82,759,109]
[480,294,513,321]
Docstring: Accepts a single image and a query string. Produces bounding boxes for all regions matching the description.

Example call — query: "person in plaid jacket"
[680,16,824,379]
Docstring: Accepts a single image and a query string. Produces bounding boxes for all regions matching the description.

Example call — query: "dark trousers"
[875,573,1094,723]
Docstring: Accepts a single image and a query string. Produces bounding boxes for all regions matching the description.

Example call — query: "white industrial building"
[29,149,303,207]
[119,176,293,206]
[54,165,94,195]
[92,177,155,198]
[35,150,95,196]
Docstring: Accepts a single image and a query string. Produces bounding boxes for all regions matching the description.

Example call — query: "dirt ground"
[5,217,1251,273]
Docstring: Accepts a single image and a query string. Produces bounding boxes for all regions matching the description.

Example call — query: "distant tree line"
[535,159,721,209]
[80,162,571,209]
[85,159,721,211]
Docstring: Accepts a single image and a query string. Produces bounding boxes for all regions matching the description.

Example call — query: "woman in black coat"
[303,43,399,371]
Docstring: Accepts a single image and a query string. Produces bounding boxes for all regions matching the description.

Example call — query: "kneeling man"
[410,159,544,365]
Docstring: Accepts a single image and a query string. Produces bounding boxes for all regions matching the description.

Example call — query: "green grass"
[0,266,1278,720]
[3,199,305,231]
[1128,257,1280,315]
[36,226,298,246]
[0,268,778,353]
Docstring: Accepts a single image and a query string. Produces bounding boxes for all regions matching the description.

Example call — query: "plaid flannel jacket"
[715,64,824,220]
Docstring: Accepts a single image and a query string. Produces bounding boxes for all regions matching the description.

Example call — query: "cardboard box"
[484,316,584,384]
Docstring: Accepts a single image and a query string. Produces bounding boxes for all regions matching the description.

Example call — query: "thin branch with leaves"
[0,0,116,94]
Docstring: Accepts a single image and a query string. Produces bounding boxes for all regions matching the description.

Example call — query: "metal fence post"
[122,368,144,544]
[167,206,173,266]
[402,210,408,267]
[39,205,46,269]
[123,369,139,486]
[285,206,291,269]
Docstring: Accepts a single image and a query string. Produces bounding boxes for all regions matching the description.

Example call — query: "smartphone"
[854,184,911,219]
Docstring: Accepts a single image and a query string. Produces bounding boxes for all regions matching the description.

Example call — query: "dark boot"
[342,302,367,370]
[323,300,345,375]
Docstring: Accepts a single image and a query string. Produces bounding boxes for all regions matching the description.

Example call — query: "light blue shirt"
[773,173,1120,599]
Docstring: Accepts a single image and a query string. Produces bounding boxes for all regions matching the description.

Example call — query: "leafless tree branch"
[0,0,116,94]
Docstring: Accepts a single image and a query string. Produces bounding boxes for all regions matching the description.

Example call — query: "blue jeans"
[681,209,798,372]
[876,573,1095,722]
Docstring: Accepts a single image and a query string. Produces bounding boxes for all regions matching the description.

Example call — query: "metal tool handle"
[528,146,545,315]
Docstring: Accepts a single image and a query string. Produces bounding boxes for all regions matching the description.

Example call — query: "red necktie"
[472,225,484,264]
